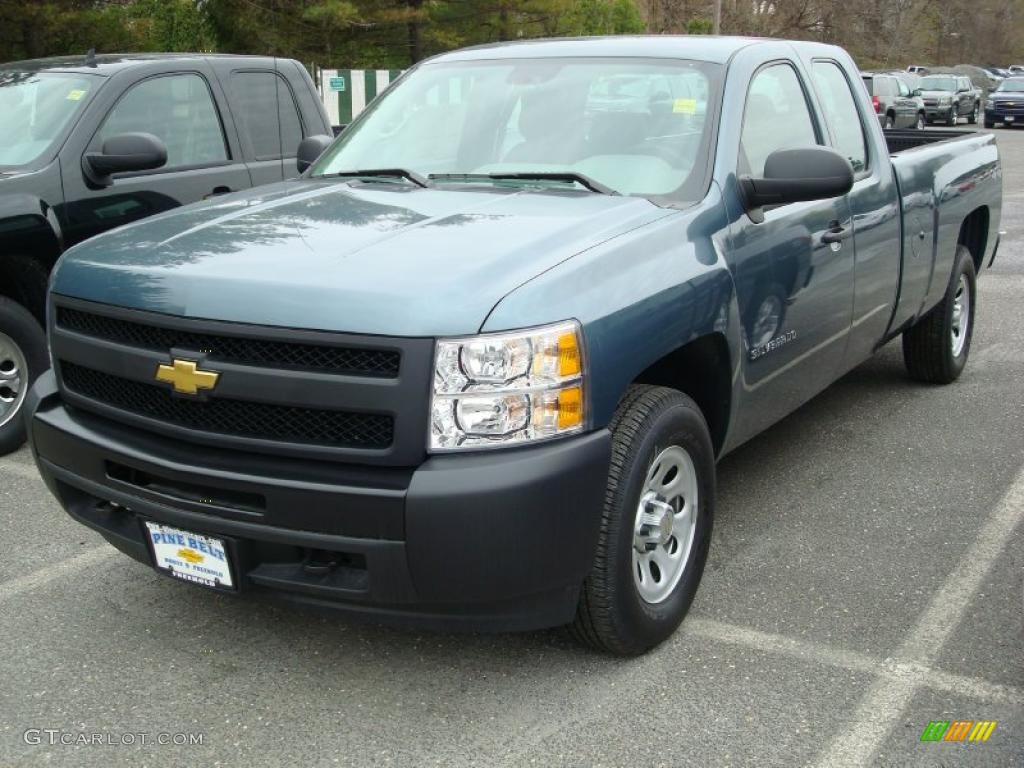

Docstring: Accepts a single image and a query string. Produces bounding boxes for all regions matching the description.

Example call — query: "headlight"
[939,96,952,105]
[430,320,586,451]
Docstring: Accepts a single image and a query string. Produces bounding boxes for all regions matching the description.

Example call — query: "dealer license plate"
[144,522,234,589]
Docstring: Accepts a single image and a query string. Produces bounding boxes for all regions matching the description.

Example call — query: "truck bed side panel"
[888,134,1001,333]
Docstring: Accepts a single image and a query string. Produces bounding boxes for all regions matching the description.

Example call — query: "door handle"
[822,221,848,245]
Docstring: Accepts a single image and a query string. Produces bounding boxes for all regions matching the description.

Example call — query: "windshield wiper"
[316,168,430,188]
[429,171,617,195]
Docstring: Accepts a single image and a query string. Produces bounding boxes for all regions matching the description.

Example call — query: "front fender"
[482,189,742,432]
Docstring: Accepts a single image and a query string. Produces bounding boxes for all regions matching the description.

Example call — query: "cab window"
[810,61,868,174]
[96,73,228,170]
[740,64,819,177]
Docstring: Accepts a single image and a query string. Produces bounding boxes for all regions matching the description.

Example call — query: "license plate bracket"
[143,521,237,591]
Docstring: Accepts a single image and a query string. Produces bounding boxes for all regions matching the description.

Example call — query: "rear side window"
[230,72,303,160]
[97,73,228,169]
[810,62,868,174]
[897,79,911,97]
[740,64,818,177]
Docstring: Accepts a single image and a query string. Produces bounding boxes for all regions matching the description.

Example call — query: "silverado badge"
[155,358,220,395]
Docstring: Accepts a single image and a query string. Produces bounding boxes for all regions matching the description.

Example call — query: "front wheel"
[0,297,49,455]
[884,113,895,130]
[902,244,977,384]
[570,385,714,656]
[968,102,979,124]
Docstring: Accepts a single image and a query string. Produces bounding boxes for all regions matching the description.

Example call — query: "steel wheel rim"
[951,274,970,357]
[974,104,980,121]
[951,105,958,122]
[917,114,925,129]
[632,445,698,604]
[885,115,894,129]
[0,331,28,429]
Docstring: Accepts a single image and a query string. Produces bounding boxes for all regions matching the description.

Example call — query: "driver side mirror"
[296,135,333,174]
[82,132,167,187]
[912,88,923,97]
[740,147,854,222]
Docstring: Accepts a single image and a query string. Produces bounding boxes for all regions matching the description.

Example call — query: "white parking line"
[0,545,116,604]
[815,463,1024,767]
[687,619,1024,706]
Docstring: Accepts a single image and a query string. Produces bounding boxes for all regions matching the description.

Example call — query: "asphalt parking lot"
[1,126,1022,768]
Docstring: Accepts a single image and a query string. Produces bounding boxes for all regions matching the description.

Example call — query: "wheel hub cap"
[951,274,970,357]
[631,445,699,604]
[0,331,28,429]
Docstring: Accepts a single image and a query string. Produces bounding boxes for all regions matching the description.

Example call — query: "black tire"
[947,105,958,126]
[984,120,995,128]
[570,385,715,656]
[916,112,926,130]
[902,244,977,384]
[0,296,49,455]
[967,102,979,124]
[884,112,895,130]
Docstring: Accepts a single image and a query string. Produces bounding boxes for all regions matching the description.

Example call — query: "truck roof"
[0,52,287,76]
[431,35,817,65]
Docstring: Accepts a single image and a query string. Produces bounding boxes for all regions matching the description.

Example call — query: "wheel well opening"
[958,207,989,273]
[633,334,731,455]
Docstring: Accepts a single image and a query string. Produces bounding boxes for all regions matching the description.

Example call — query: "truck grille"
[57,307,400,378]
[60,361,394,449]
[50,298,433,464]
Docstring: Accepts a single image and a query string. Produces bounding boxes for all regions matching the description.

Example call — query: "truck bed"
[882,128,976,154]
[885,129,1001,336]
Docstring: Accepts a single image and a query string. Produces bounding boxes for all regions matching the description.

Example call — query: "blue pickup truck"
[26,37,1001,655]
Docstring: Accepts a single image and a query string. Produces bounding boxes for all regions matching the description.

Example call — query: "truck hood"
[52,179,668,336]
[918,90,955,99]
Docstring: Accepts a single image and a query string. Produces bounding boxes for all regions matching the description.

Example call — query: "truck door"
[808,59,902,367]
[61,67,253,248]
[727,62,856,436]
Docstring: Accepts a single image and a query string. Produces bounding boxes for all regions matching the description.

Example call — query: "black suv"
[0,53,333,453]
[985,76,1024,127]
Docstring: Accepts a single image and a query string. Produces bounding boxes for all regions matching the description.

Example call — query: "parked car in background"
[862,72,925,129]
[0,53,332,454]
[907,65,929,74]
[985,76,1024,127]
[1008,65,1024,74]
[983,66,1010,81]
[917,74,981,125]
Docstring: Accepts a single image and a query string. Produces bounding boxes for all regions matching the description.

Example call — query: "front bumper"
[26,371,611,631]
[925,105,954,121]
[984,106,1021,123]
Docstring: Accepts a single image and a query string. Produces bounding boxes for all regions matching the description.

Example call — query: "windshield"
[0,71,97,168]
[312,57,722,202]
[996,79,1024,92]
[918,76,957,92]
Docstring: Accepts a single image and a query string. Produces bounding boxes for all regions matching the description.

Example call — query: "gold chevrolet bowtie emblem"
[155,358,220,395]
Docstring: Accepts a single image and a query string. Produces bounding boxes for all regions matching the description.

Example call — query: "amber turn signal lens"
[557,386,583,430]
[557,332,581,377]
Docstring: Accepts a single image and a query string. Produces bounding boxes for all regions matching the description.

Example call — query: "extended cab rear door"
[59,61,253,249]
[802,51,902,366]
[215,60,328,185]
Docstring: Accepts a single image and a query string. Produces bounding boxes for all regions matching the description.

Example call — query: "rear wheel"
[916,112,926,130]
[947,104,959,126]
[884,112,895,130]
[570,385,714,656]
[968,102,979,124]
[0,297,48,455]
[902,244,976,384]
